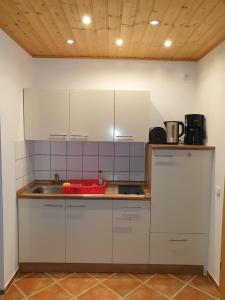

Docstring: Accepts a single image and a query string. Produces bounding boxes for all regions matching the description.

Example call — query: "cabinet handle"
[119,218,137,220]
[116,135,133,138]
[43,204,64,207]
[70,134,88,138]
[67,205,86,208]
[122,206,141,209]
[154,155,174,158]
[49,134,67,139]
[169,239,189,242]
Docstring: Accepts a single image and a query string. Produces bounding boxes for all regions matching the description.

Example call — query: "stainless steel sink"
[28,185,62,194]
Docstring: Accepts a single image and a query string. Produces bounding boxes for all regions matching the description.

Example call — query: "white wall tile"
[83,141,98,155]
[33,155,50,170]
[83,156,98,171]
[25,140,34,156]
[102,172,114,181]
[23,157,32,176]
[15,159,23,179]
[130,156,145,172]
[67,141,83,155]
[130,142,145,156]
[67,156,82,171]
[114,172,130,181]
[130,172,145,181]
[51,141,67,155]
[23,173,34,186]
[99,142,114,156]
[83,171,99,179]
[34,141,50,155]
[66,171,82,180]
[34,171,51,180]
[51,155,67,170]
[115,142,129,156]
[114,157,129,172]
[99,156,114,171]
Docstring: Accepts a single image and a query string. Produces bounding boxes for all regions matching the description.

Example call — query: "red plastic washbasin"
[62,179,106,194]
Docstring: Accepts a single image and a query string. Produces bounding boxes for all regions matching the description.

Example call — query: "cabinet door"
[115,90,150,142]
[70,90,114,141]
[151,150,212,233]
[113,201,150,264]
[150,233,207,265]
[66,200,112,263]
[24,88,69,140]
[18,199,66,262]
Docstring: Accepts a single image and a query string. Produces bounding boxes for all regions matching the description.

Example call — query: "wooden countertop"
[17,181,151,201]
[149,144,215,150]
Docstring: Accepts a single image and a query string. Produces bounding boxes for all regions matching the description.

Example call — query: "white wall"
[0,29,32,289]
[32,58,197,128]
[195,41,225,284]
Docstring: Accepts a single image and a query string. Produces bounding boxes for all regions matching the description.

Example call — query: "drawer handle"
[49,134,67,137]
[122,206,141,209]
[116,135,133,139]
[43,204,63,207]
[154,155,174,158]
[70,134,88,138]
[169,239,189,242]
[67,205,86,208]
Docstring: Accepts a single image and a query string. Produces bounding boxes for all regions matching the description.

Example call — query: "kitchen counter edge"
[17,181,151,201]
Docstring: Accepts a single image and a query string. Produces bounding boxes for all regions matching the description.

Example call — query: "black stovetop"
[118,185,144,195]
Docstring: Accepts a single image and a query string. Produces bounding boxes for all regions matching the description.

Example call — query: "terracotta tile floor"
[0,272,220,300]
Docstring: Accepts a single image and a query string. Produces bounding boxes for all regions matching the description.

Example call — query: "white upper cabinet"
[114,90,151,142]
[70,90,114,141]
[24,88,69,140]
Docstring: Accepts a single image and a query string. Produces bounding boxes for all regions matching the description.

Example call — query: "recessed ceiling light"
[116,38,123,46]
[164,39,172,48]
[67,39,74,44]
[82,15,91,25]
[149,20,160,26]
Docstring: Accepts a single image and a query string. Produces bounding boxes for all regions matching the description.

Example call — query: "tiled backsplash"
[15,141,33,190]
[15,141,145,189]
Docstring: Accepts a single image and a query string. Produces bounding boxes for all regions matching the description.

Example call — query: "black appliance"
[118,185,144,195]
[149,127,166,144]
[184,114,205,145]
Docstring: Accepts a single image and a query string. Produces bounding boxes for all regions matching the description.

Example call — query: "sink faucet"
[53,173,60,185]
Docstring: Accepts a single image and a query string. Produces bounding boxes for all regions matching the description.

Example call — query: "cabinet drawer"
[150,233,207,265]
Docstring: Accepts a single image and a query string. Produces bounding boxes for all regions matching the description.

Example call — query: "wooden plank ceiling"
[0,0,225,60]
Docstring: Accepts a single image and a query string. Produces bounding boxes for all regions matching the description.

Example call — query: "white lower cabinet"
[150,233,207,265]
[66,200,113,263]
[18,199,66,263]
[113,201,150,264]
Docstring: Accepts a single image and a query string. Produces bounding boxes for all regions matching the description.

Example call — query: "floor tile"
[1,284,24,300]
[190,275,220,298]
[146,274,184,297]
[46,273,70,280]
[174,285,215,299]
[170,274,196,283]
[104,273,141,297]
[14,272,33,282]
[89,273,113,281]
[130,273,154,282]
[78,284,120,300]
[30,283,71,300]
[125,284,167,300]
[59,273,97,297]
[15,273,54,297]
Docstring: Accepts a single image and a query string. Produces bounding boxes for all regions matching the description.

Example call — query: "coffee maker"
[184,114,205,145]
